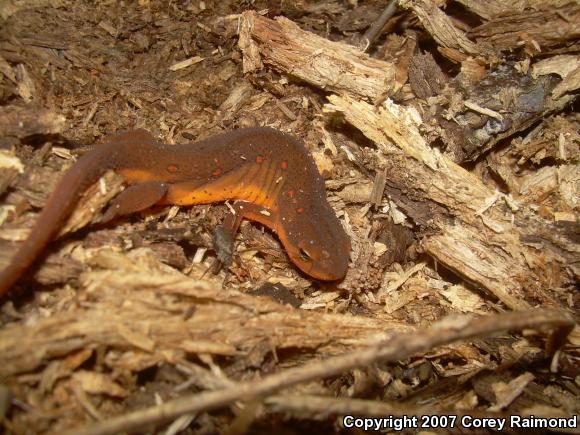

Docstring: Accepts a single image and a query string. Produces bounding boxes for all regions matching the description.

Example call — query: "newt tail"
[0,146,111,295]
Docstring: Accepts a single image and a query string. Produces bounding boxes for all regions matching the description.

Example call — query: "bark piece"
[431,63,571,163]
[469,4,580,54]
[408,52,448,99]
[0,105,65,139]
[455,0,574,20]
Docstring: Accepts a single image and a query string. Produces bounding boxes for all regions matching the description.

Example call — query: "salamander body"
[0,127,350,296]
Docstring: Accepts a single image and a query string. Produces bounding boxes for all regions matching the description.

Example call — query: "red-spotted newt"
[0,127,350,297]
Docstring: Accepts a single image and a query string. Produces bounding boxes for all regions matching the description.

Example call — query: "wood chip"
[169,56,204,71]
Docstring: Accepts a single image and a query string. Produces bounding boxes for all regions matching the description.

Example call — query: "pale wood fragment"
[325,96,491,220]
[552,67,580,99]
[532,55,580,81]
[169,56,204,72]
[60,171,125,235]
[454,0,528,20]
[518,165,579,208]
[532,55,580,98]
[239,11,398,102]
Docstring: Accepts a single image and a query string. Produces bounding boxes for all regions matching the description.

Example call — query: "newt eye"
[299,248,312,262]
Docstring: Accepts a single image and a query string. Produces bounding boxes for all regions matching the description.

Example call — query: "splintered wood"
[0,249,410,378]
[239,12,401,101]
[324,94,534,310]
[399,0,489,58]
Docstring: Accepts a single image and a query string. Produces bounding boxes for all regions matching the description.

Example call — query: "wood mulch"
[0,1,578,433]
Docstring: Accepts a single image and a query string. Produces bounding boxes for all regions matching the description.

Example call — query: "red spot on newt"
[256,155,265,164]
[212,168,222,177]
[296,207,305,214]
[280,160,288,170]
[287,190,295,198]
[167,164,179,173]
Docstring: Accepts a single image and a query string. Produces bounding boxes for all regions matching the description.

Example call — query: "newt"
[0,127,350,297]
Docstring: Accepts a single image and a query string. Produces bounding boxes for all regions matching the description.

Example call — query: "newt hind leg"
[101,181,169,223]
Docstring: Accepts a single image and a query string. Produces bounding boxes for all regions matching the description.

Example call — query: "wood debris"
[0,1,578,433]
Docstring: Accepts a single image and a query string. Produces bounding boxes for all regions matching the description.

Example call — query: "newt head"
[276,203,350,281]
